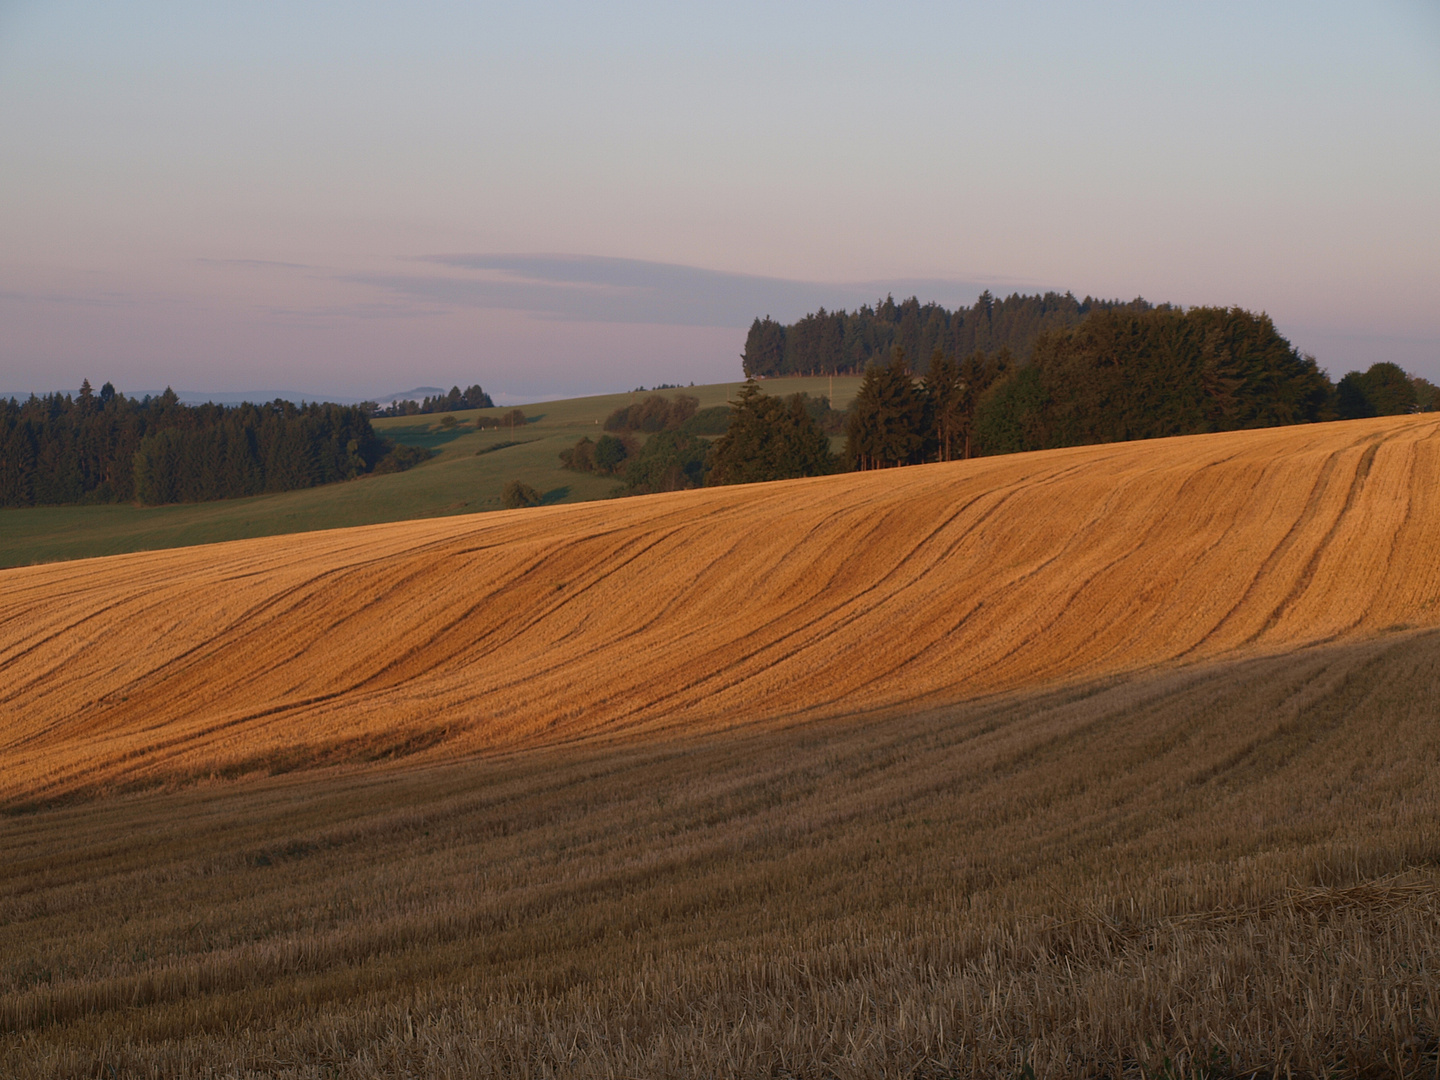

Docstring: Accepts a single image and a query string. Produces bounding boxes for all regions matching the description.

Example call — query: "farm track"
[2,414,1438,807]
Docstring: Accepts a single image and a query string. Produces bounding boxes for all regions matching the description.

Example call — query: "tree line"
[742,291,1153,378]
[849,306,1435,466]
[604,394,700,433]
[559,388,842,495]
[0,381,428,508]
[1336,364,1434,419]
[555,304,1438,500]
[559,394,733,491]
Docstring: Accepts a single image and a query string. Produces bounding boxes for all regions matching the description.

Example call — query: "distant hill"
[376,386,446,406]
[0,376,855,570]
[170,390,364,406]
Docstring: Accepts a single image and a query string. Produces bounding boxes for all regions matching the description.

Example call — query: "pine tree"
[741,317,787,377]
[845,348,926,470]
[709,380,837,485]
[923,349,963,461]
[844,367,885,472]
[957,351,989,459]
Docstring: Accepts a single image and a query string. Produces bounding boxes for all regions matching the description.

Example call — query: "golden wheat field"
[3,414,1439,807]
[3,414,1440,1078]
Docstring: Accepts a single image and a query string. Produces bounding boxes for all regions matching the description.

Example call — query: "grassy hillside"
[4,413,1437,807]
[3,632,1438,1077]
[0,376,861,569]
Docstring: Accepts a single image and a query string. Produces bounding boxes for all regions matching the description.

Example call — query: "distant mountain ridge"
[376,386,446,405]
[173,390,368,406]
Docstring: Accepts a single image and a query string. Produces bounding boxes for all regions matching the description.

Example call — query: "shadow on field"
[3,630,1439,1077]
[381,425,467,450]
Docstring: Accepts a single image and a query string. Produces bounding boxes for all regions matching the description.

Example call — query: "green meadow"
[0,376,861,569]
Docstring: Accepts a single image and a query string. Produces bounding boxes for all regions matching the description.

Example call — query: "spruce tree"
[923,349,963,461]
[709,380,837,485]
[845,348,925,469]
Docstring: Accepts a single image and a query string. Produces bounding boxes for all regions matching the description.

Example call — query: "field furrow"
[2,414,1438,807]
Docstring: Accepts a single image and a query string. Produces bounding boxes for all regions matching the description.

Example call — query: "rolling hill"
[3,412,1436,809]
[0,376,861,569]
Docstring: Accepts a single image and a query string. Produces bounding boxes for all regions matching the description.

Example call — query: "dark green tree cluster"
[476,409,528,432]
[374,384,493,417]
[677,406,733,436]
[708,381,838,485]
[1335,363,1425,419]
[843,347,1009,468]
[612,431,712,495]
[563,400,736,490]
[559,433,635,475]
[563,385,838,495]
[733,302,1437,484]
[1416,377,1440,413]
[0,381,422,508]
[603,394,700,433]
[742,291,1153,378]
[972,307,1331,454]
[793,393,848,435]
[845,354,926,470]
[500,479,543,509]
[836,308,1438,470]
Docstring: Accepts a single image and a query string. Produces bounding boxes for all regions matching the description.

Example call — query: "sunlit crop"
[3,414,1435,807]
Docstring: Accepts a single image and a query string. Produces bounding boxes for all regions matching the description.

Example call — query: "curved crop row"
[2,414,1437,805]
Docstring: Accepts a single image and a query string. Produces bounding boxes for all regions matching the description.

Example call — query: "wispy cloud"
[0,287,140,308]
[261,300,443,323]
[196,258,314,270]
[346,254,1009,328]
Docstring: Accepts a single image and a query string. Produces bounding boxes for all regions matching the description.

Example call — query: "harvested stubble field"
[2,414,1440,1077]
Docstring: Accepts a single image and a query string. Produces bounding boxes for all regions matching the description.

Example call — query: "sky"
[1,1,1438,403]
